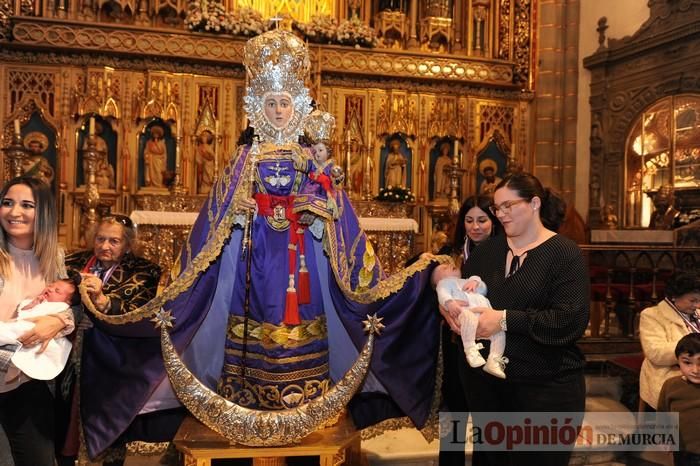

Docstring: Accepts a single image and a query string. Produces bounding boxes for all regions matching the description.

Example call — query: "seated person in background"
[432,263,507,379]
[0,273,80,381]
[640,272,700,410]
[657,333,700,466]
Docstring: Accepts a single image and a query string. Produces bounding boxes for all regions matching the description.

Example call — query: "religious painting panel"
[429,136,455,201]
[379,133,412,190]
[475,138,508,197]
[76,114,117,190]
[138,118,176,190]
[20,112,58,191]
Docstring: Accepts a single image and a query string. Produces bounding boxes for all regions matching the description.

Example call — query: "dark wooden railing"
[580,245,700,340]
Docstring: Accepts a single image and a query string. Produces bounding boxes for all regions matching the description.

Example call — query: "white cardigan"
[639,299,689,409]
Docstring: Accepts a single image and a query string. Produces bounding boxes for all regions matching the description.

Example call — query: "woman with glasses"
[58,215,168,466]
[440,172,589,466]
[0,176,75,466]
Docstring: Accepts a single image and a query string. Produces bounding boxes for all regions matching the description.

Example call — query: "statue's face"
[312,142,329,163]
[28,141,44,154]
[263,92,294,129]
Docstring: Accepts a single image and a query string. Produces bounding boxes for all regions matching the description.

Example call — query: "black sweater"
[463,233,590,382]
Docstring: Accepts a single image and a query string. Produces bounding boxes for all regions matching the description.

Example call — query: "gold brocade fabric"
[226,315,327,348]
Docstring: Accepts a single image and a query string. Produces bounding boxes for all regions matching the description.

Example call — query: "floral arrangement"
[293,14,338,44]
[185,1,268,36]
[293,13,377,48]
[184,2,377,49]
[335,15,378,48]
[375,186,415,203]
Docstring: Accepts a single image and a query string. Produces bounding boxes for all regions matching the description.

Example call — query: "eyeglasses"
[104,214,134,229]
[489,198,530,216]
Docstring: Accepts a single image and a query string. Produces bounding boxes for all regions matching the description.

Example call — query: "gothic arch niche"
[473,128,511,197]
[584,1,700,229]
[624,95,700,228]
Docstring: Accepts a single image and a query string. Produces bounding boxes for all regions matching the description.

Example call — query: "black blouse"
[463,233,590,382]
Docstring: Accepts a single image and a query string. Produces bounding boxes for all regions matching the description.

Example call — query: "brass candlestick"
[2,129,28,180]
[447,146,465,216]
[82,132,104,231]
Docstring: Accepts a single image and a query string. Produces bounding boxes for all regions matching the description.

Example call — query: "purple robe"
[81,144,443,458]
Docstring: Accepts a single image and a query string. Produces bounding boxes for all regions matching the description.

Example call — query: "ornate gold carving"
[318,47,513,84]
[375,11,407,48]
[498,0,512,60]
[352,199,413,218]
[427,97,467,139]
[11,20,246,63]
[513,0,532,87]
[160,311,383,446]
[421,16,452,53]
[8,69,57,116]
[9,20,515,86]
[476,102,515,142]
[375,94,417,138]
[364,230,413,276]
[133,193,205,211]
[136,223,193,288]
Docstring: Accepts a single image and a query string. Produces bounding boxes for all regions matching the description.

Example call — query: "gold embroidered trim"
[224,347,329,364]
[219,377,330,410]
[324,220,453,302]
[227,315,327,348]
[222,362,329,383]
[360,333,443,443]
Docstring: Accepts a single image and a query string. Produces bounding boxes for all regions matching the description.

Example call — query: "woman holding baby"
[440,172,590,466]
[0,176,75,466]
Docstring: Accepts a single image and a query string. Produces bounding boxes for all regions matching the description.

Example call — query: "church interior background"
[2,0,700,463]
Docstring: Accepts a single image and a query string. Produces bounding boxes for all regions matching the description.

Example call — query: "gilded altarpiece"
[1,0,535,267]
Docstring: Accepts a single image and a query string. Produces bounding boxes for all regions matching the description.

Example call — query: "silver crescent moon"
[160,316,379,446]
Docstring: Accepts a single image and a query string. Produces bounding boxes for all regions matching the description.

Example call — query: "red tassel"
[298,258,310,305]
[284,274,301,325]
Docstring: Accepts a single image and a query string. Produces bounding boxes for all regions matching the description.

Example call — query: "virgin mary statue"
[80,29,446,458]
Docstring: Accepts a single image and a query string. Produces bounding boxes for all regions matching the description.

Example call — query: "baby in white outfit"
[433,263,507,378]
[0,278,77,380]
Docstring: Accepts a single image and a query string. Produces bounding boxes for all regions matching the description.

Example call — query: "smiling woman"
[0,176,74,466]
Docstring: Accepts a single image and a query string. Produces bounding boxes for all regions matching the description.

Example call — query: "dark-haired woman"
[0,176,74,466]
[439,195,499,466]
[441,172,590,466]
[639,272,700,410]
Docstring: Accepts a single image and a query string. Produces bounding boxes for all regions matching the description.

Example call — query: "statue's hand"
[237,197,257,212]
[291,146,310,173]
[298,212,316,226]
